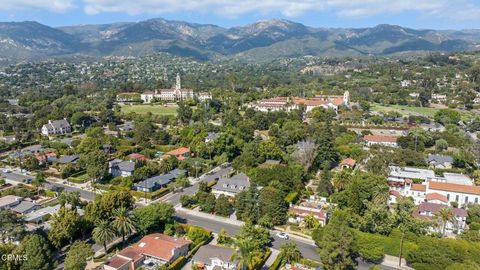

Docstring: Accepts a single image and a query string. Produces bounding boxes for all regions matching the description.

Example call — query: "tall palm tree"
[435,207,455,237]
[280,242,302,265]
[112,207,136,243]
[92,220,116,253]
[231,239,262,270]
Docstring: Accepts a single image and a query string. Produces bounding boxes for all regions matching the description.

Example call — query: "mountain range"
[0,18,479,62]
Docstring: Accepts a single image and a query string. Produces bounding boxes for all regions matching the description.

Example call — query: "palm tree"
[280,242,302,264]
[303,214,319,229]
[32,172,46,196]
[112,207,136,243]
[435,207,455,237]
[332,169,351,192]
[231,239,262,270]
[92,219,116,253]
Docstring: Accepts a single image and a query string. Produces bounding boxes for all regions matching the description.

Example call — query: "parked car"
[276,232,289,239]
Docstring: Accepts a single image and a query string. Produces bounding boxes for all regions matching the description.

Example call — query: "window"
[456,195,459,202]
[475,198,478,204]
[465,196,469,203]
[447,194,450,200]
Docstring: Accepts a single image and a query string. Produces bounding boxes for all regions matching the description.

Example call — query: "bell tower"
[175,73,181,90]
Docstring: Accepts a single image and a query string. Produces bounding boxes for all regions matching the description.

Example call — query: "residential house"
[134,169,186,192]
[288,205,328,227]
[109,159,135,178]
[201,164,233,184]
[0,195,22,210]
[56,154,80,166]
[389,176,479,207]
[24,204,84,224]
[11,200,38,215]
[205,132,219,143]
[192,244,237,270]
[165,147,191,161]
[197,92,212,102]
[35,152,57,164]
[41,119,71,136]
[363,135,398,147]
[427,154,453,169]
[339,158,356,170]
[128,153,149,162]
[415,202,467,233]
[212,173,250,197]
[104,233,192,270]
[388,166,436,183]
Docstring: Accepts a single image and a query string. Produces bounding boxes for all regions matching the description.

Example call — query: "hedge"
[168,256,186,270]
[268,253,284,270]
[255,248,272,270]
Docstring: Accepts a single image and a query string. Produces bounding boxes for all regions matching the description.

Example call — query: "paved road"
[45,180,97,201]
[175,210,320,261]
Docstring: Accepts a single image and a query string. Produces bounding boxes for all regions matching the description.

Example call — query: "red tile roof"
[426,192,448,203]
[289,206,327,221]
[429,181,480,195]
[340,158,356,167]
[166,147,190,156]
[134,233,191,261]
[411,183,427,192]
[128,153,148,161]
[389,190,402,198]
[363,135,398,143]
[106,255,131,269]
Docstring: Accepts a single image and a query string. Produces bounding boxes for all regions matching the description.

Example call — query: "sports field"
[371,104,476,120]
[120,104,178,116]
[371,104,440,117]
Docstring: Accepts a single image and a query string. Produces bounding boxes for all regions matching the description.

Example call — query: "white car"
[2,169,11,173]
[276,232,289,239]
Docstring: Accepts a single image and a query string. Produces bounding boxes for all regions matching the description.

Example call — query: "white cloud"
[0,0,74,12]
[81,0,480,21]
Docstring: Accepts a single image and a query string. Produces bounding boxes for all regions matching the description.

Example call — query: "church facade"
[141,74,204,103]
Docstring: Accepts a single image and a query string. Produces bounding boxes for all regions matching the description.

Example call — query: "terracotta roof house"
[288,205,328,227]
[165,147,191,160]
[104,233,192,270]
[128,153,149,162]
[425,193,449,204]
[340,158,356,169]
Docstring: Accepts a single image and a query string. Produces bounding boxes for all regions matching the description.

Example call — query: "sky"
[1,0,480,29]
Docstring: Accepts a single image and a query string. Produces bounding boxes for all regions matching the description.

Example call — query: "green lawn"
[371,104,441,117]
[120,104,178,116]
[68,173,90,183]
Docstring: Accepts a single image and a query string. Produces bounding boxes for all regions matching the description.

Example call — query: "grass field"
[371,104,477,121]
[371,104,441,117]
[120,104,178,116]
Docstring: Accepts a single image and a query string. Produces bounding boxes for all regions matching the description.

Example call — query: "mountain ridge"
[0,18,479,62]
